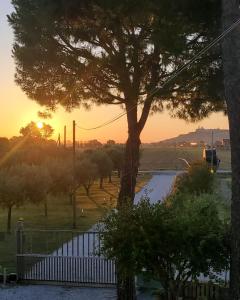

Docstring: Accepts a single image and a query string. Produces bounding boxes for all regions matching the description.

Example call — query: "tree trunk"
[117,274,136,300]
[222,1,240,298]
[83,184,90,196]
[118,131,140,208]
[99,177,103,189]
[69,192,73,205]
[108,173,112,183]
[117,104,140,300]
[7,206,12,233]
[44,197,48,217]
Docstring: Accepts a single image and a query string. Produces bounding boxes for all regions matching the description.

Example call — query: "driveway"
[135,173,177,205]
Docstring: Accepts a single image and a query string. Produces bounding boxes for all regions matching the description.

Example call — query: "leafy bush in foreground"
[101,194,230,298]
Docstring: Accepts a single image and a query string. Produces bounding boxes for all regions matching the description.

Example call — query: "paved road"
[135,173,177,205]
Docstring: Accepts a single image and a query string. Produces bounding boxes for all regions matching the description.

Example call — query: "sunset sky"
[0,0,229,143]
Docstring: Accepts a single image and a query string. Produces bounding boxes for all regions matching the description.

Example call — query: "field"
[140,146,231,170]
[0,175,150,273]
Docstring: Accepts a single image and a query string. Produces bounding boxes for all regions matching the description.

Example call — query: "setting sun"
[37,121,43,129]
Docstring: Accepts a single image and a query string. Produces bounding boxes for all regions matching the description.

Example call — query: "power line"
[76,17,240,131]
[76,110,128,130]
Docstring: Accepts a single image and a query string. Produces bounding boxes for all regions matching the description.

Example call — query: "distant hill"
[155,127,229,145]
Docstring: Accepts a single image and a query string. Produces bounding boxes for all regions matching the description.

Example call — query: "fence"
[17,229,103,257]
[16,255,116,285]
[16,225,117,286]
[165,282,228,300]
[182,283,222,299]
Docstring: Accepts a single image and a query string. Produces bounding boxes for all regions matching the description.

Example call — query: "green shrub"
[173,161,214,195]
[101,195,230,298]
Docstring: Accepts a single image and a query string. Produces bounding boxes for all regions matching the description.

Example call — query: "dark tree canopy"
[9,0,224,123]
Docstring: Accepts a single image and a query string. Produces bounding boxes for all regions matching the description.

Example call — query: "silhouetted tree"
[20,121,41,139]
[106,140,116,146]
[41,123,54,139]
[9,1,224,298]
[38,110,52,119]
[20,121,54,139]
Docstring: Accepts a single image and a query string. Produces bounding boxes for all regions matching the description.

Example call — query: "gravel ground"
[0,285,156,300]
[0,285,117,300]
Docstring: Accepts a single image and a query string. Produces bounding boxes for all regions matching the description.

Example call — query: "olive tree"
[0,169,25,232]
[75,158,98,196]
[91,150,113,189]
[44,157,74,207]
[0,164,51,232]
[105,146,124,179]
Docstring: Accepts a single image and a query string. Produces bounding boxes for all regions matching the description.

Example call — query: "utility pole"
[72,120,76,229]
[64,125,66,148]
[57,133,61,147]
[211,130,214,172]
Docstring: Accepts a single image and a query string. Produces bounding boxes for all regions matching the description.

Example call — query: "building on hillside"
[203,148,220,171]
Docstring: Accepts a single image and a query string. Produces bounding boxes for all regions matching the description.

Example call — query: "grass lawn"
[140,146,231,170]
[0,174,150,273]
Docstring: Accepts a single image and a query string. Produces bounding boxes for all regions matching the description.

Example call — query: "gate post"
[16,218,24,280]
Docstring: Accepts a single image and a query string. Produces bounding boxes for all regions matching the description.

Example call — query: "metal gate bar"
[17,254,116,285]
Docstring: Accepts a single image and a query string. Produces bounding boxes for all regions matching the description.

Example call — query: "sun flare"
[37,121,43,129]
